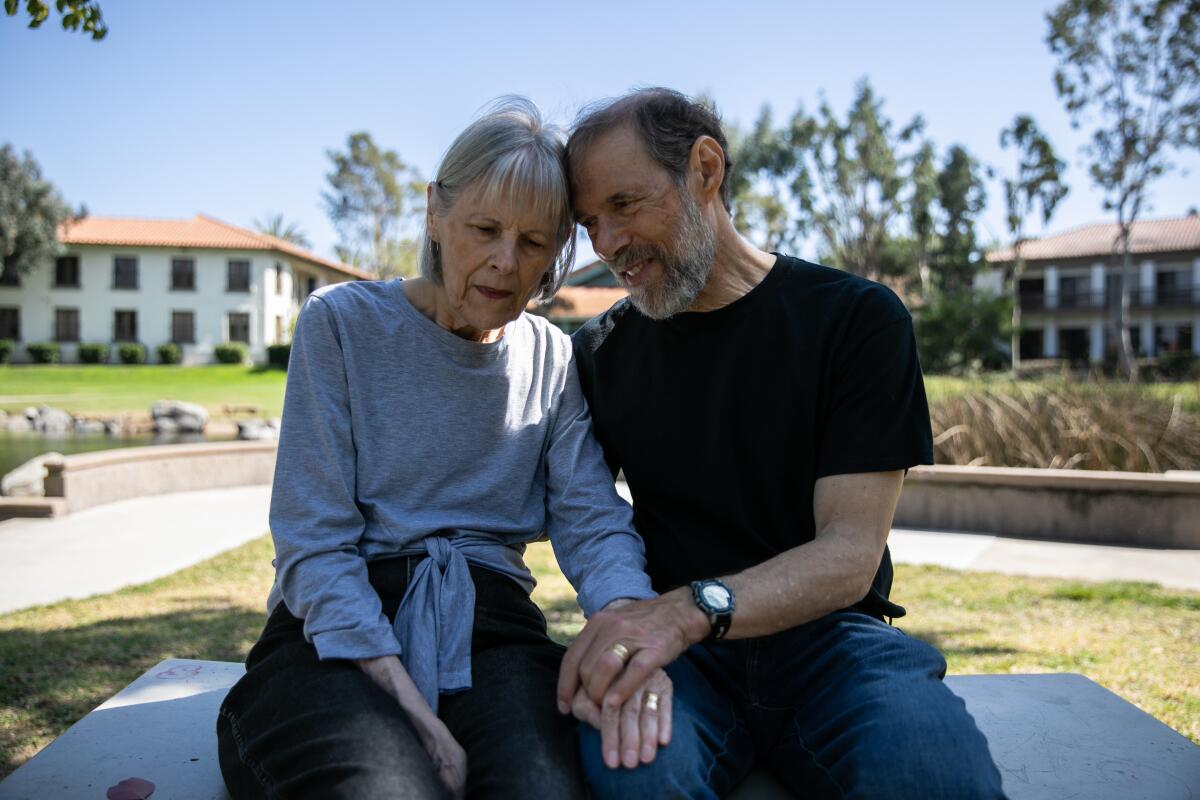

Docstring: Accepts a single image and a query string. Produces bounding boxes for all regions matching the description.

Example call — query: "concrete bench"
[1,659,1197,799]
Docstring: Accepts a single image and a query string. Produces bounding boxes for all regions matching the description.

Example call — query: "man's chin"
[628,286,688,320]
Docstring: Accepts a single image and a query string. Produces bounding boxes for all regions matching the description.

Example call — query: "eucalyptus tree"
[323,132,426,279]
[1046,0,1200,379]
[932,145,990,295]
[999,115,1069,371]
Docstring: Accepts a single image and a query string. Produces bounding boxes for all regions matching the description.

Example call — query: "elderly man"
[557,88,1006,799]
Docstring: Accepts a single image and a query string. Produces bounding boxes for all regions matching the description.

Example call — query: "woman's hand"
[355,656,467,798]
[570,667,673,769]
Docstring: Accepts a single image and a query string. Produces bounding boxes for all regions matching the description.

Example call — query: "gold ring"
[607,642,631,662]
[643,692,659,712]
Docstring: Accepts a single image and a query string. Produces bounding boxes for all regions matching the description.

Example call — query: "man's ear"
[689,136,726,205]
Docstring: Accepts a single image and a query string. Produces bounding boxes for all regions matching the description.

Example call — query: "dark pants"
[217,557,587,799]
[581,611,1008,800]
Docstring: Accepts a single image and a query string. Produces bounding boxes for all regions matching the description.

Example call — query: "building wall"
[0,246,355,364]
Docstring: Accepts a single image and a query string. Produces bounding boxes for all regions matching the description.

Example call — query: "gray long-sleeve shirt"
[267,280,655,710]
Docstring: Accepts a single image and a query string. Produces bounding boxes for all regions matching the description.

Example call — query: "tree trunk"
[1115,221,1138,383]
[1010,248,1024,373]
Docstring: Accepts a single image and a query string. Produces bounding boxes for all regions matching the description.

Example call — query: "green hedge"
[118,343,147,365]
[78,343,111,364]
[214,342,248,364]
[266,343,290,369]
[0,339,13,364]
[26,342,60,364]
[157,343,183,365]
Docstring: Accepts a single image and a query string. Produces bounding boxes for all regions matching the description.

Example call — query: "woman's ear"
[425,183,437,239]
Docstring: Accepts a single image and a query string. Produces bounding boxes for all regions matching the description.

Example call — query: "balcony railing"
[1020,287,1200,311]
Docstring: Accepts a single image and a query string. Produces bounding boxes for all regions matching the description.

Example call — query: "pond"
[0,430,239,480]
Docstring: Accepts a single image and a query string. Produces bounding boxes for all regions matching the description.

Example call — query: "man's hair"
[567,88,734,212]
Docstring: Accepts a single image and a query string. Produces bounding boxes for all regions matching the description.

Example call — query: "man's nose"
[591,219,630,264]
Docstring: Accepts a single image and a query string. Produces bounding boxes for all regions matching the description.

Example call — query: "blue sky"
[2,0,1196,267]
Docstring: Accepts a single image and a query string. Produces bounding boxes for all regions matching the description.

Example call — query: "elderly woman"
[216,99,668,799]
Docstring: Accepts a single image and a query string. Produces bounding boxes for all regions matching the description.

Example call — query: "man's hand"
[570,668,674,769]
[557,590,708,716]
[355,655,467,799]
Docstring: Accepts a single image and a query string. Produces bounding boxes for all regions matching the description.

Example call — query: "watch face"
[701,584,732,611]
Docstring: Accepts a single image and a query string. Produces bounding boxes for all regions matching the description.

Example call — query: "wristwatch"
[691,579,735,642]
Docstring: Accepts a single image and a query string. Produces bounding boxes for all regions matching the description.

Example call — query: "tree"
[1047,0,1200,380]
[0,144,82,278]
[930,145,989,294]
[727,107,799,252]
[907,141,939,296]
[254,213,312,249]
[4,0,106,40]
[322,132,425,279]
[787,80,925,281]
[999,115,1069,371]
[914,291,1013,375]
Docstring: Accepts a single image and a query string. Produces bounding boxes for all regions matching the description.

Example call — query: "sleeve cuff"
[310,624,404,662]
[578,577,658,618]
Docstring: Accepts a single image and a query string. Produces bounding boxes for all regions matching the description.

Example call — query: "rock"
[73,418,107,434]
[4,415,33,433]
[32,406,73,435]
[236,419,280,441]
[151,401,209,434]
[1,451,62,497]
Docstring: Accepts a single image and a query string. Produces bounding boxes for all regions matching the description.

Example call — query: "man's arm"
[557,469,904,711]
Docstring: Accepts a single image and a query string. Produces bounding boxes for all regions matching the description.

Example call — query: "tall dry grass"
[930,383,1200,472]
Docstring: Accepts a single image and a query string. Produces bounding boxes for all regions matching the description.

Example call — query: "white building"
[983,214,1200,365]
[0,214,370,364]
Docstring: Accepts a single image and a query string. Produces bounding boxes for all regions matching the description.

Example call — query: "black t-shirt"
[572,255,934,619]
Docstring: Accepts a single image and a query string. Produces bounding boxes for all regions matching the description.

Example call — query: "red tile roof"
[57,214,374,280]
[987,214,1200,263]
[536,286,628,320]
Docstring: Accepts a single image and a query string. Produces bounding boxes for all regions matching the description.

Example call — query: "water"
[0,430,238,479]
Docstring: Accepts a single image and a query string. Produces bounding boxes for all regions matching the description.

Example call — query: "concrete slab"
[3,660,1196,799]
[0,486,271,613]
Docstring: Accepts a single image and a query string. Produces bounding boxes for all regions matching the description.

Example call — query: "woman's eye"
[524,238,546,249]
[473,225,496,235]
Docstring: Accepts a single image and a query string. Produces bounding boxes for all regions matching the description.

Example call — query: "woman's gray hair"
[419,96,576,303]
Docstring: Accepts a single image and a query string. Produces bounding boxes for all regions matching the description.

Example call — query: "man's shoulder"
[772,255,911,327]
[570,296,636,359]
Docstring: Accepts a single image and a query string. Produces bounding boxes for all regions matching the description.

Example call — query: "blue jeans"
[580,611,1007,799]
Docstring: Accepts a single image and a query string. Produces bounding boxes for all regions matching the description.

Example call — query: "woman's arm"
[269,295,401,662]
[541,355,656,616]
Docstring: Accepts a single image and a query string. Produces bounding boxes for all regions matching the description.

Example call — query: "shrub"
[1157,350,1198,380]
[118,343,147,365]
[0,339,13,364]
[266,343,290,369]
[157,342,183,365]
[930,382,1200,472]
[914,291,1012,375]
[214,342,248,364]
[26,342,60,364]
[77,342,110,364]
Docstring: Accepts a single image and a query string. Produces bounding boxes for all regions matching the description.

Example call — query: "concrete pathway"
[0,483,1196,615]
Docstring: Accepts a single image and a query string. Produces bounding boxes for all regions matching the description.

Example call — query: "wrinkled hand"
[557,591,704,716]
[571,668,673,769]
[355,656,467,799]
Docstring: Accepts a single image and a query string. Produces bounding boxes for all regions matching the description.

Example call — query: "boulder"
[73,419,107,435]
[236,418,280,441]
[32,406,73,435]
[151,401,209,434]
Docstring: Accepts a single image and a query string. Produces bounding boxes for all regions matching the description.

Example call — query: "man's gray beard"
[615,190,716,320]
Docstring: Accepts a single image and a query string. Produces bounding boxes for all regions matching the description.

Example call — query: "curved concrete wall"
[43,441,277,514]
[897,465,1200,548]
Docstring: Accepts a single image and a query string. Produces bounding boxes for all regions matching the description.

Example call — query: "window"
[0,307,19,340]
[171,258,196,291]
[0,264,19,287]
[228,312,250,344]
[306,277,317,295]
[114,310,138,342]
[114,256,138,289]
[1019,329,1044,360]
[55,256,80,288]
[275,263,284,295]
[1058,275,1085,308]
[227,260,250,292]
[171,311,195,344]
[54,308,80,342]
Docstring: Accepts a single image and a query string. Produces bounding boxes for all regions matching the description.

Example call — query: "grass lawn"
[1,536,1196,779]
[924,374,1200,414]
[0,365,288,418]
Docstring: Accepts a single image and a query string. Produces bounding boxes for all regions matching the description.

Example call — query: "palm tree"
[253,213,311,249]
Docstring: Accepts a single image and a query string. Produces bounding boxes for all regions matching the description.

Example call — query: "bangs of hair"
[473,145,570,237]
